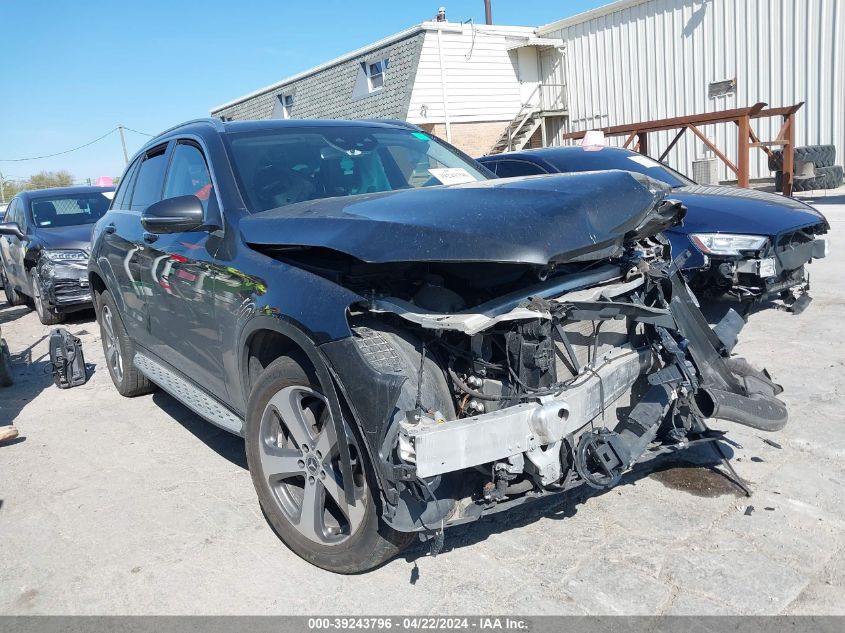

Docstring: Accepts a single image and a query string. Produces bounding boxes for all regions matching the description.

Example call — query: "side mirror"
[0,222,24,240]
[141,195,205,234]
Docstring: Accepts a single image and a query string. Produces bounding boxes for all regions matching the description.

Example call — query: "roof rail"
[149,117,226,140]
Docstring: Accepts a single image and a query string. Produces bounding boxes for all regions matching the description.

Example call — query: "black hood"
[241,171,677,266]
[37,224,95,251]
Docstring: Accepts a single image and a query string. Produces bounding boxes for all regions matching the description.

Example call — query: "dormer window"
[366,59,387,92]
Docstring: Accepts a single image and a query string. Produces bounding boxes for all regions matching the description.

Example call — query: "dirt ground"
[1,191,843,615]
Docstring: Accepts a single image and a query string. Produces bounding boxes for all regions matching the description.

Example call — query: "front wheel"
[30,270,64,325]
[245,354,413,573]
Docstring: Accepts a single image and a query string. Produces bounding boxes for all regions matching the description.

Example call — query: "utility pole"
[118,125,129,165]
[0,170,5,205]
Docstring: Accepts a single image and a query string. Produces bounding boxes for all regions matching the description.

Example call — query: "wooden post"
[782,115,794,196]
[637,132,648,155]
[737,115,750,188]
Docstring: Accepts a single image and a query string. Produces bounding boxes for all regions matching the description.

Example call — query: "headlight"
[689,233,768,256]
[42,249,88,263]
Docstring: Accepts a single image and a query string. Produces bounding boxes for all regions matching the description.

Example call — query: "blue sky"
[0,0,609,183]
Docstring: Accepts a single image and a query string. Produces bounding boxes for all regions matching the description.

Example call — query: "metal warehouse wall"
[541,0,845,181]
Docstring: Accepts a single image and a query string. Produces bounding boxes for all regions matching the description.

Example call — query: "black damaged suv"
[0,186,113,324]
[89,119,788,573]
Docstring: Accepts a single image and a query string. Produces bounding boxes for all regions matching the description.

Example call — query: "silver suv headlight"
[689,233,768,256]
[42,249,88,263]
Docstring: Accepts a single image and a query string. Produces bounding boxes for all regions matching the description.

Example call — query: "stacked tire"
[770,144,844,192]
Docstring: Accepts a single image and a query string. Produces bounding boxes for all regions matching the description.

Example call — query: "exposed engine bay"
[330,239,787,533]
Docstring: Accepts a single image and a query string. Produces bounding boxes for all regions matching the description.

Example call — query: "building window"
[273,93,295,119]
[366,59,387,92]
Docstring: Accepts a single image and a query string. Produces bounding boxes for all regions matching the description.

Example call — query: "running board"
[133,352,244,436]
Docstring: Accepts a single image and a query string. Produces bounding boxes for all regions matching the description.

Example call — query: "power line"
[122,126,154,137]
[0,128,117,162]
[0,125,156,163]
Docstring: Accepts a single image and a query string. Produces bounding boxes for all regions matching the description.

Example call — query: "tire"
[795,145,836,168]
[779,165,844,192]
[769,145,836,172]
[1,262,26,307]
[245,354,414,573]
[96,289,155,397]
[30,270,64,325]
[0,339,13,387]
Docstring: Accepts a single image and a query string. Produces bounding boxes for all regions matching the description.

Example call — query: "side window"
[6,199,18,225]
[16,200,29,232]
[112,157,142,209]
[494,160,547,178]
[162,142,213,213]
[129,146,169,212]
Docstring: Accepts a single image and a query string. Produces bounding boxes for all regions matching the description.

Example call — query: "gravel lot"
[1,191,844,615]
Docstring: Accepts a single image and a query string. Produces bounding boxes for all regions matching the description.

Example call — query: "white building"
[212,18,567,157]
[212,0,843,179]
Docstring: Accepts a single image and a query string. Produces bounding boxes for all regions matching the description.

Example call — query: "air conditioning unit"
[692,157,719,184]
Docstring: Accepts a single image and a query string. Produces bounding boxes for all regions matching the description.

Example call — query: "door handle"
[143,232,159,244]
[104,224,116,234]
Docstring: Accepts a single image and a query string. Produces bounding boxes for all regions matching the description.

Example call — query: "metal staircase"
[488,87,543,155]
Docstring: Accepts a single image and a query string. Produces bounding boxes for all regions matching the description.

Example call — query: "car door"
[3,199,29,289]
[141,139,225,396]
[0,199,19,282]
[99,146,168,346]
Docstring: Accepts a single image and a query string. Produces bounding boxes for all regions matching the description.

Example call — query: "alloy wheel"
[258,385,366,545]
[100,304,124,383]
[31,272,45,319]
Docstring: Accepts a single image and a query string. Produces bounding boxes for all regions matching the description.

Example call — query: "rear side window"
[494,160,547,178]
[163,143,213,213]
[129,146,168,211]
[112,157,142,209]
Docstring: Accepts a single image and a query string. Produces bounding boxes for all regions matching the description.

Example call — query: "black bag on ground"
[49,327,87,389]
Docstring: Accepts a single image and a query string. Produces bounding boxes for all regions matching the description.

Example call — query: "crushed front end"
[265,171,790,535]
[320,244,787,535]
[35,253,92,314]
[684,224,828,312]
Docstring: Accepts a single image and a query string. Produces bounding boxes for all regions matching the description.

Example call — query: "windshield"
[226,126,489,212]
[544,149,694,188]
[29,193,111,228]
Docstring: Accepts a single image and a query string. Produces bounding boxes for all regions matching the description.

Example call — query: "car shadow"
[795,192,845,206]
[151,390,247,470]
[401,441,742,568]
[0,305,32,326]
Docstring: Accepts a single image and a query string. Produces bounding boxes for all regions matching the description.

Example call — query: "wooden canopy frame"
[560,102,804,196]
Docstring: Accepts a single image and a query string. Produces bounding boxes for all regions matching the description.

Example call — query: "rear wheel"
[30,270,64,325]
[245,354,413,573]
[1,263,26,307]
[96,289,154,397]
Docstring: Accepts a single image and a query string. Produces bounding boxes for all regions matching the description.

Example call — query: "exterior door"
[142,140,225,396]
[539,46,567,112]
[1,199,29,289]
[99,146,168,346]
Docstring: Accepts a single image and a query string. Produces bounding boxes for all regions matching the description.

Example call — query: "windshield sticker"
[412,132,431,141]
[101,191,115,200]
[628,155,659,169]
[429,167,476,185]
